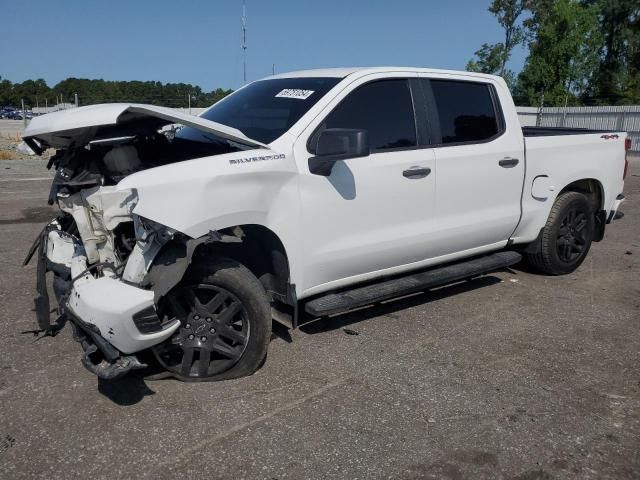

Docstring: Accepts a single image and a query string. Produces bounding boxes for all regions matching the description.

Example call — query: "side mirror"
[309,128,369,176]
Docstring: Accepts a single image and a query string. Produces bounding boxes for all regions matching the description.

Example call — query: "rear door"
[419,77,524,257]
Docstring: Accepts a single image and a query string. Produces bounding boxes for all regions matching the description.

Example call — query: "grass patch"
[0,151,15,160]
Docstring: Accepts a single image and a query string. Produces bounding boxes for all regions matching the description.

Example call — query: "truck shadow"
[95,275,503,405]
[299,275,503,334]
[97,374,156,406]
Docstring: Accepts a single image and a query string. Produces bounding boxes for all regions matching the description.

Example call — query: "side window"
[430,80,501,144]
[314,79,417,152]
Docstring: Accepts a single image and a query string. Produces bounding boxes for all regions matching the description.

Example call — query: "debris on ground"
[343,328,360,336]
[16,141,35,156]
[0,136,53,161]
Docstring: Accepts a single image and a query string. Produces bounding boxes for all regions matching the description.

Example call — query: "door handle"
[402,167,431,179]
[498,158,519,168]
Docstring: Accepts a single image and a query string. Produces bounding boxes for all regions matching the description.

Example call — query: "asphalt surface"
[0,157,638,479]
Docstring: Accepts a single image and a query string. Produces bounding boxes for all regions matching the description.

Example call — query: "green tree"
[0,76,234,109]
[466,0,529,90]
[583,0,640,104]
[0,77,15,105]
[516,0,601,106]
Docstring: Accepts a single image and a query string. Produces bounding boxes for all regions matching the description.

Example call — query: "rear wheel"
[152,257,271,381]
[526,191,595,275]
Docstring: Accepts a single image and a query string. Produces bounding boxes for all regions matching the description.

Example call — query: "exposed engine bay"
[22,106,258,380]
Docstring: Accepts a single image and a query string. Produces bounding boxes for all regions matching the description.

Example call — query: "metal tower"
[242,0,247,84]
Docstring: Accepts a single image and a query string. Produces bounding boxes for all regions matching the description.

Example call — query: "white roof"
[268,66,501,82]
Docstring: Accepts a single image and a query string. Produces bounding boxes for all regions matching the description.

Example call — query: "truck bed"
[512,128,626,246]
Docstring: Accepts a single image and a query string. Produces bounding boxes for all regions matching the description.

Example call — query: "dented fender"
[117,147,303,290]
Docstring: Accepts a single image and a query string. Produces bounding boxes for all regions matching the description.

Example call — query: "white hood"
[22,103,269,153]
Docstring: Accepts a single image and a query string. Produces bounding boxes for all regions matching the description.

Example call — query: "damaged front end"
[25,173,181,379]
[22,104,265,380]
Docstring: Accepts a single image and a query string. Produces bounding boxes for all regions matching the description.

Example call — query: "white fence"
[517,105,640,151]
[19,103,640,152]
[32,103,76,114]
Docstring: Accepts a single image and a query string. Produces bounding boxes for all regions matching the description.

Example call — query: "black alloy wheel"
[151,257,272,382]
[153,284,250,379]
[556,206,589,263]
[525,191,595,275]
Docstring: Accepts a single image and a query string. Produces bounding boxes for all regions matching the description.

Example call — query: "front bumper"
[67,276,180,354]
[35,224,180,377]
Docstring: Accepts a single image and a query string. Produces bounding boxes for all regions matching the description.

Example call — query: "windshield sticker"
[229,153,285,165]
[275,89,315,100]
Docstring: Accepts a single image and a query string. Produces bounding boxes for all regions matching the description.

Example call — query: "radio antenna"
[242,0,248,84]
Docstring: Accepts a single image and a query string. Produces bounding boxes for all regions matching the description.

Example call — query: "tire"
[526,191,595,275]
[152,257,271,381]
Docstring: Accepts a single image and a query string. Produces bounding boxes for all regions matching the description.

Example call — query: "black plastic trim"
[498,158,520,168]
[402,167,431,178]
[132,305,163,334]
[522,126,621,137]
[409,78,432,146]
[68,310,121,362]
[594,210,606,242]
[304,251,522,317]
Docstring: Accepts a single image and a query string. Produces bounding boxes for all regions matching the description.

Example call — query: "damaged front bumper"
[68,273,180,354]
[28,188,181,380]
[66,273,180,380]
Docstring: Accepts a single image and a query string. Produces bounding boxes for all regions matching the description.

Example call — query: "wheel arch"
[557,178,606,241]
[558,178,604,211]
[145,223,298,328]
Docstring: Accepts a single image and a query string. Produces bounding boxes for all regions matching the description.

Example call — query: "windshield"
[177,77,341,145]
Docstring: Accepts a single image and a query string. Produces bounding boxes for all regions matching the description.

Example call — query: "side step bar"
[304,251,522,317]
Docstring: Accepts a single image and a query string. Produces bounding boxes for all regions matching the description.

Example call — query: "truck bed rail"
[522,126,618,137]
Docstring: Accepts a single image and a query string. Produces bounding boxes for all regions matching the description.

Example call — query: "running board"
[304,251,522,317]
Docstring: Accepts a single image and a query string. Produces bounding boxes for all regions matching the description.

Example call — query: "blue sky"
[1,0,528,90]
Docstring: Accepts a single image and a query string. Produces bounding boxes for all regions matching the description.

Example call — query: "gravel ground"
[0,157,638,479]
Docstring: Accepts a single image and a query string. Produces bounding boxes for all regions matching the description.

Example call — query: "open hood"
[22,103,269,154]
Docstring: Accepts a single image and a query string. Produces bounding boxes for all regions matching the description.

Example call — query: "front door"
[294,77,436,296]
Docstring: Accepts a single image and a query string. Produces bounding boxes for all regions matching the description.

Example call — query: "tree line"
[0,77,233,109]
[467,0,639,106]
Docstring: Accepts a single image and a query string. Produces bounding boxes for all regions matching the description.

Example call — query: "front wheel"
[525,191,595,275]
[152,257,271,381]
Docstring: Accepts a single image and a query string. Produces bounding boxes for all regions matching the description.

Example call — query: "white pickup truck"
[23,67,629,382]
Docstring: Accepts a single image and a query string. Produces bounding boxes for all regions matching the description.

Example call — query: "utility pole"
[272,63,275,75]
[188,93,191,115]
[74,92,78,107]
[21,98,27,128]
[536,91,545,127]
[242,0,247,84]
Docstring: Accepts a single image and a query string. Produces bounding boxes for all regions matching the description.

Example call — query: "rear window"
[430,80,501,144]
[186,77,341,144]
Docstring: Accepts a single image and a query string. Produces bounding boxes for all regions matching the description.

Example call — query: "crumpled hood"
[22,103,269,153]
